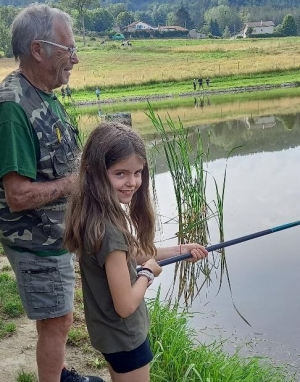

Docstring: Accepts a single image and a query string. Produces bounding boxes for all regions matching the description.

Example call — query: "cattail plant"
[147,105,219,303]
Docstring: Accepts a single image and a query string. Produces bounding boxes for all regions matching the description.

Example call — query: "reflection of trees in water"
[150,112,300,175]
[204,113,300,156]
[151,110,300,313]
[151,113,300,174]
[278,113,298,130]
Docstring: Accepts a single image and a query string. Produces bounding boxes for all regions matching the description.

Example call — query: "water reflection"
[148,116,300,374]
[77,90,300,134]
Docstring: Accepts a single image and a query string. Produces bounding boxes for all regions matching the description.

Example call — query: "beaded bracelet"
[137,267,154,287]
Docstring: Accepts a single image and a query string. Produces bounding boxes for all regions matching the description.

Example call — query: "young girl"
[64,123,208,382]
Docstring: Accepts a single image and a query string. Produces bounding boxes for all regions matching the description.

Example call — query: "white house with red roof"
[242,21,275,37]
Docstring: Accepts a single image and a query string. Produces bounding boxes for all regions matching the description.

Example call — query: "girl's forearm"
[136,245,181,265]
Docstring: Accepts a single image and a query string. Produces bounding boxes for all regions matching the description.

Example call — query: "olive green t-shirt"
[0,101,38,180]
[79,221,150,354]
[0,99,68,256]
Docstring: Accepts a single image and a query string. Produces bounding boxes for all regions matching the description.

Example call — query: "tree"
[222,25,231,38]
[245,26,253,37]
[209,19,221,36]
[116,11,134,28]
[151,4,172,27]
[0,22,12,57]
[87,8,114,32]
[106,3,127,18]
[281,14,297,36]
[173,5,193,29]
[0,5,19,27]
[59,0,98,46]
[205,5,242,35]
[134,10,153,26]
[294,14,300,36]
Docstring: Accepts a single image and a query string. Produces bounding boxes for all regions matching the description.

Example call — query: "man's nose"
[71,53,79,64]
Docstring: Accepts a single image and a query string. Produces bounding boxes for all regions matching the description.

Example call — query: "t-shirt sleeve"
[96,221,129,267]
[0,101,38,180]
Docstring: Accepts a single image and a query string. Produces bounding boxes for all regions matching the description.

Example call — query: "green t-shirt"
[0,99,68,256]
[79,221,150,354]
[0,101,39,180]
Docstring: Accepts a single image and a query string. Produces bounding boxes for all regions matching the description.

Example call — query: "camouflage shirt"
[0,71,80,254]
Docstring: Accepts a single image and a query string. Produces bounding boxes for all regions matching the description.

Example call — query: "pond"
[79,91,300,375]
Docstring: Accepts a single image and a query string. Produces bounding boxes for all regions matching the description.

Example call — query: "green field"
[1,36,300,103]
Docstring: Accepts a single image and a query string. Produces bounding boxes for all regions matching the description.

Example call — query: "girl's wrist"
[137,267,154,287]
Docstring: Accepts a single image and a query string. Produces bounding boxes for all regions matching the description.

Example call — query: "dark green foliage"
[210,19,221,37]
[174,5,193,29]
[281,14,297,36]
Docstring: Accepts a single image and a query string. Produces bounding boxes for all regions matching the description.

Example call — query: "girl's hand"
[180,243,208,263]
[143,258,162,277]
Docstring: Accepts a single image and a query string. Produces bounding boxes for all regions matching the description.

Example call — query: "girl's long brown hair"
[64,122,156,259]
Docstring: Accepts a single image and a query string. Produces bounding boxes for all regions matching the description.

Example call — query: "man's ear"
[31,41,43,62]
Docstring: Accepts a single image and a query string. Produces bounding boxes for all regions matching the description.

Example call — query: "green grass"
[2,36,299,103]
[64,69,300,104]
[16,370,38,382]
[0,272,24,318]
[0,319,16,338]
[148,291,295,382]
[67,327,90,346]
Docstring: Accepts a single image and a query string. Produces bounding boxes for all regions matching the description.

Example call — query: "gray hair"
[11,4,72,61]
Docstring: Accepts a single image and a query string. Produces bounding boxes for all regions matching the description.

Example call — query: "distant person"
[206,77,210,87]
[198,78,203,90]
[64,122,208,382]
[95,87,100,101]
[193,79,197,91]
[66,84,72,100]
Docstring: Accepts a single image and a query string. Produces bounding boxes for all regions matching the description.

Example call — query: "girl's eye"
[135,170,143,176]
[116,172,125,177]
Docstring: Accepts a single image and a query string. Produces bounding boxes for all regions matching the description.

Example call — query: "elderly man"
[0,4,104,382]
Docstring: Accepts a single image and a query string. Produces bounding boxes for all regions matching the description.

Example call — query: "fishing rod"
[157,220,300,267]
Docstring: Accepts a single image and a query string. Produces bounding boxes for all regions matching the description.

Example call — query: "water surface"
[148,112,300,374]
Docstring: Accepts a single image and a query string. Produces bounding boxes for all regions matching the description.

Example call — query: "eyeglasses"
[36,40,77,58]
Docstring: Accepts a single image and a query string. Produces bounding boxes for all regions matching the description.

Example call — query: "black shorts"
[102,338,153,373]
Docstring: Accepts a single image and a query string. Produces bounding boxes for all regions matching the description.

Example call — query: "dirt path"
[0,255,111,382]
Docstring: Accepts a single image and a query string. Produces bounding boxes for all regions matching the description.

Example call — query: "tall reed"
[148,105,250,324]
[147,105,220,303]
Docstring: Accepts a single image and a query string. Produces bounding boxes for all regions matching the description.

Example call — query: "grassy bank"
[148,292,295,381]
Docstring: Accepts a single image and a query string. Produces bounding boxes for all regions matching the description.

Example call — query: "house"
[244,116,276,129]
[158,25,188,32]
[122,21,155,33]
[189,29,207,39]
[112,26,121,33]
[242,21,275,37]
